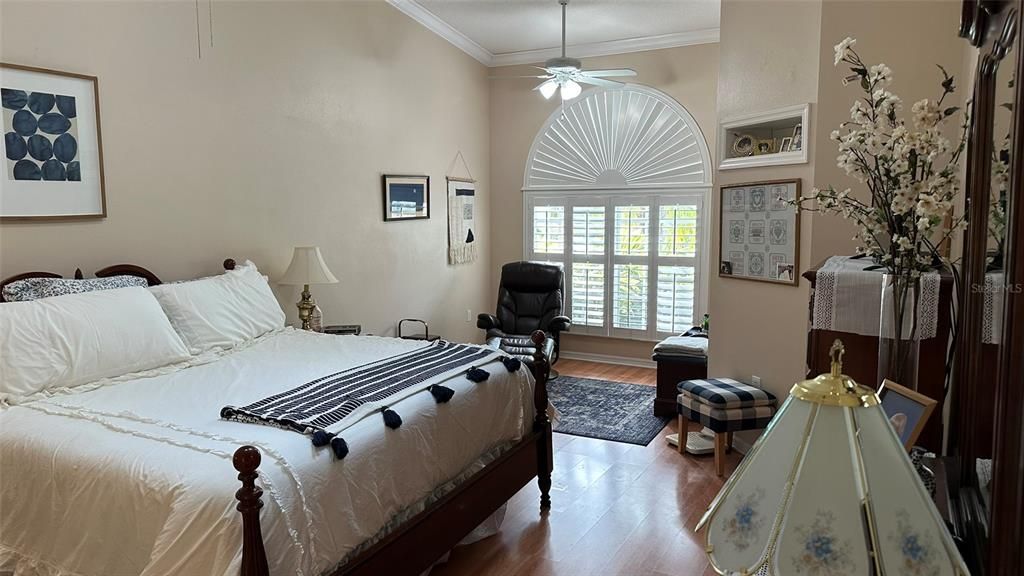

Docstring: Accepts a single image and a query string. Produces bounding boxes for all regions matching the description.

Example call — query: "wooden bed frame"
[0,258,554,576]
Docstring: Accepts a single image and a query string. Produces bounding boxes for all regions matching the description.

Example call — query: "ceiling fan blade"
[581,68,637,77]
[576,76,623,87]
[489,75,552,79]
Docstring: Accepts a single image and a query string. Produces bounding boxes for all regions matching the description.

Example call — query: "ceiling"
[388,0,720,67]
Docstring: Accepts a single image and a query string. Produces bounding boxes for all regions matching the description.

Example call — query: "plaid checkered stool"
[676,378,777,477]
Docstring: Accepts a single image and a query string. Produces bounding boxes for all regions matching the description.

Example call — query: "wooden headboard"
[0,259,237,302]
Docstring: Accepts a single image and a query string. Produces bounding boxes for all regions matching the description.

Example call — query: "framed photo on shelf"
[382,174,430,221]
[754,139,776,155]
[878,379,938,451]
[1,63,106,221]
[718,179,800,285]
[780,136,793,152]
[791,123,803,151]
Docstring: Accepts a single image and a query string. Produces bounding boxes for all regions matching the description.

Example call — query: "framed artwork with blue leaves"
[1,63,105,221]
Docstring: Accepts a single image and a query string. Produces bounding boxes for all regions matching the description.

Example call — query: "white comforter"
[0,329,535,576]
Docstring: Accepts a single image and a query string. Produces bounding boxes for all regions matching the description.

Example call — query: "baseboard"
[559,351,656,369]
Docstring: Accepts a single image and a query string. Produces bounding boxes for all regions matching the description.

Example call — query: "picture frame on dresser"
[718,179,801,286]
[1,63,106,221]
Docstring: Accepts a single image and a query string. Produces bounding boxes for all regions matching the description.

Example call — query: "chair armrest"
[477,313,500,330]
[548,315,571,333]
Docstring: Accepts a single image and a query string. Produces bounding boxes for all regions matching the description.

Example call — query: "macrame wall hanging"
[446,151,478,265]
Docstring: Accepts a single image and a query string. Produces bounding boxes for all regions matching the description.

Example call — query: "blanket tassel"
[330,436,349,459]
[382,407,403,429]
[311,430,349,460]
[430,384,455,403]
[501,356,522,372]
[466,367,490,382]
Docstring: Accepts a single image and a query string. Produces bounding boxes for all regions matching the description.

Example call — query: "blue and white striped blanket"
[221,340,521,459]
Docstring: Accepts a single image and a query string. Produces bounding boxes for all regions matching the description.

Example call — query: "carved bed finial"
[233,446,269,576]
[224,259,237,271]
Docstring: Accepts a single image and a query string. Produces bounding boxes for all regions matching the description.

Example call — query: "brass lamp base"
[296,284,315,330]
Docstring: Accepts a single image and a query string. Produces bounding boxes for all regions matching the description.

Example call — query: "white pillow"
[148,261,285,354]
[0,286,191,401]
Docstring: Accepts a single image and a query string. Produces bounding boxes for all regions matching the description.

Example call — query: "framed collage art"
[718,179,801,285]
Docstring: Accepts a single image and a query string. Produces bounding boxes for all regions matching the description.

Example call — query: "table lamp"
[278,246,338,330]
[697,340,968,575]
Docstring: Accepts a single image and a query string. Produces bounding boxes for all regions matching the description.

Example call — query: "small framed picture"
[878,379,938,451]
[382,174,430,221]
[754,139,775,155]
[791,123,803,151]
[779,137,793,152]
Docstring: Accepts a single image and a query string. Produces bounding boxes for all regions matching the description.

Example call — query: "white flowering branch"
[790,37,970,282]
[790,38,971,383]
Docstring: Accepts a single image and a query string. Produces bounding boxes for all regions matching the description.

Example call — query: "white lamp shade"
[560,79,581,100]
[697,351,969,575]
[539,80,558,99]
[278,246,338,285]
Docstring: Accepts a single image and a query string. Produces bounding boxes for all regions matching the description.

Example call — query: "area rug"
[547,375,669,446]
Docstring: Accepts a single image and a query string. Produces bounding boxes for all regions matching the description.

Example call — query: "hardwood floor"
[555,359,657,386]
[431,360,741,576]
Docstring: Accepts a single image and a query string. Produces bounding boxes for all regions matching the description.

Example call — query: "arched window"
[523,85,712,340]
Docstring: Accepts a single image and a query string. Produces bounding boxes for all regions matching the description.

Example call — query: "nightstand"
[324,324,361,335]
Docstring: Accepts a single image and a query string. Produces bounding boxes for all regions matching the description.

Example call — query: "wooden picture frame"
[878,379,937,451]
[1,63,106,221]
[382,174,430,221]
[718,178,801,286]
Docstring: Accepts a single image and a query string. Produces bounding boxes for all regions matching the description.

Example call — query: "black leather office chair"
[477,262,571,370]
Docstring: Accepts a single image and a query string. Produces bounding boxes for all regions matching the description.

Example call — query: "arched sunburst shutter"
[524,86,712,190]
[523,85,712,341]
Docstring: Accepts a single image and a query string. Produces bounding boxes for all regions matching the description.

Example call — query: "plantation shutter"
[526,192,704,340]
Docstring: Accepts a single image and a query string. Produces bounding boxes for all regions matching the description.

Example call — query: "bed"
[0,260,553,576]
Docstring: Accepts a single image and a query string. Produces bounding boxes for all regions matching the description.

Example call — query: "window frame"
[524,187,711,342]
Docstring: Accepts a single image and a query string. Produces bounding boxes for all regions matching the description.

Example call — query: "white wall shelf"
[718,104,810,170]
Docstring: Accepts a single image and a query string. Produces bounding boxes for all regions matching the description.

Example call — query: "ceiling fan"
[497,0,637,101]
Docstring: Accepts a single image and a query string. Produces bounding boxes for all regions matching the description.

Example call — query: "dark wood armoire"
[948,2,1024,574]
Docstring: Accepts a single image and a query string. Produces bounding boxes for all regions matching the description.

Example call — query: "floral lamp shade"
[696,340,968,575]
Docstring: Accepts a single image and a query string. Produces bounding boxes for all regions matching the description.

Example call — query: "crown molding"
[386,0,494,66]
[386,0,719,68]
[490,28,720,67]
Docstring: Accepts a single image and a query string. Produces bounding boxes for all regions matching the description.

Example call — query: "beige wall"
[0,1,492,342]
[710,0,822,400]
[488,44,720,360]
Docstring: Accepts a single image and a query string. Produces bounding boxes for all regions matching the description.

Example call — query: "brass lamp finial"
[791,338,879,407]
[829,339,845,377]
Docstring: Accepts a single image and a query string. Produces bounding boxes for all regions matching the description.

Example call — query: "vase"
[877,273,921,389]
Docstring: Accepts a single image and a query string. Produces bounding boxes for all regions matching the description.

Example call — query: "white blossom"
[834,37,857,66]
[869,63,893,85]
[912,99,942,128]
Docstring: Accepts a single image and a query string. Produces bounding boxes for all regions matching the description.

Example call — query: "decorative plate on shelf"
[731,134,755,157]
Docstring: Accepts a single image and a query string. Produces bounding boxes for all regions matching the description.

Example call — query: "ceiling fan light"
[539,80,558,99]
[560,79,581,100]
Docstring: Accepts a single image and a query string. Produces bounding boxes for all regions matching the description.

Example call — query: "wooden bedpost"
[234,445,269,576]
[530,330,553,511]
